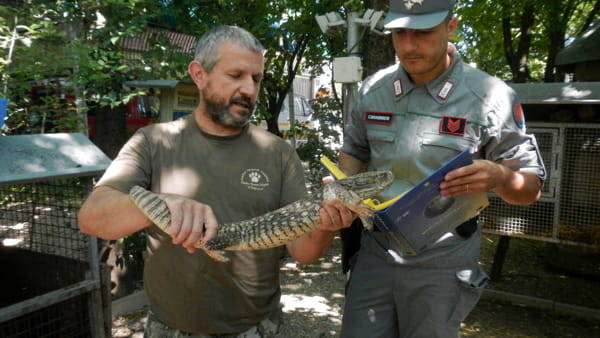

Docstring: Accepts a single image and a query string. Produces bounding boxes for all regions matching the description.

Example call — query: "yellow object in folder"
[319,156,404,211]
[319,155,348,180]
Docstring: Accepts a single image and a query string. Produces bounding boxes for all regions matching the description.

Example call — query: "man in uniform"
[337,1,546,337]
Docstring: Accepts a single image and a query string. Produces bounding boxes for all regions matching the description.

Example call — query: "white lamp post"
[315,9,386,129]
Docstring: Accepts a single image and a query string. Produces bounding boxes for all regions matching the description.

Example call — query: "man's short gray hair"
[193,25,264,72]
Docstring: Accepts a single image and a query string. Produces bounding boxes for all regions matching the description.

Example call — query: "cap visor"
[384,11,448,30]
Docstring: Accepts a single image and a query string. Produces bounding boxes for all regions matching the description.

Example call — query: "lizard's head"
[334,171,394,200]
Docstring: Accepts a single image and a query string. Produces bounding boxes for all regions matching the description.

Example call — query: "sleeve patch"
[513,100,525,129]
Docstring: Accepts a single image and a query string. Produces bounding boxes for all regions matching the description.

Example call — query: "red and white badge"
[393,79,403,97]
[437,81,455,100]
[439,116,467,136]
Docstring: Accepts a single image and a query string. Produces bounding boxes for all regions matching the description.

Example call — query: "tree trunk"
[544,26,565,82]
[90,104,128,159]
[363,0,396,78]
[501,2,535,83]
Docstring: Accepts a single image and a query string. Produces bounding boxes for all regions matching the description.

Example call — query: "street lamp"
[315,12,347,36]
[316,9,387,128]
[354,9,386,35]
[315,9,385,37]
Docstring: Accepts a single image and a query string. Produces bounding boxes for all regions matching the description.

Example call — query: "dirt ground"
[112,233,600,337]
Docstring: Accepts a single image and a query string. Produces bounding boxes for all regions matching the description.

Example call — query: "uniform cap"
[384,0,455,30]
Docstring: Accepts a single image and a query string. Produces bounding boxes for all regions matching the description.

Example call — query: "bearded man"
[78,25,353,337]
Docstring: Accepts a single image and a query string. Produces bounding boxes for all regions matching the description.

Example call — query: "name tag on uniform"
[365,112,393,125]
[437,81,455,100]
[439,116,467,136]
[393,79,403,97]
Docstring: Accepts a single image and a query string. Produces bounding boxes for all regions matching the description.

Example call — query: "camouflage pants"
[144,310,282,338]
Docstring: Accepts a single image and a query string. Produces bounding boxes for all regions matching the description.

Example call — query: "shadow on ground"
[112,234,600,337]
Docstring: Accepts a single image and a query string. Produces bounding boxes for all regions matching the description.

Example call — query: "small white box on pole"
[333,56,362,83]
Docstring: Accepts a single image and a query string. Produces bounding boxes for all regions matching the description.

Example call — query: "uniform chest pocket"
[366,129,397,159]
[421,131,477,167]
[367,129,396,145]
[422,131,476,151]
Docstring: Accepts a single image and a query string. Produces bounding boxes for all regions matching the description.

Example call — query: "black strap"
[455,216,479,238]
[340,219,363,274]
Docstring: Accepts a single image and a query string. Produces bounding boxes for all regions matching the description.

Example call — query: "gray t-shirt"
[97,114,307,334]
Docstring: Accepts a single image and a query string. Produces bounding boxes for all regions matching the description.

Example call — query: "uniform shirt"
[96,114,307,334]
[342,44,546,204]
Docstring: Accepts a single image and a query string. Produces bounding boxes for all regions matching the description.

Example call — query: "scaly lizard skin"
[129,171,393,262]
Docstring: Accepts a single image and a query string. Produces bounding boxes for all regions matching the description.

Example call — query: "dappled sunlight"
[158,167,202,195]
[281,294,343,319]
[0,222,29,247]
[277,238,347,336]
[1,134,112,182]
[2,238,23,246]
[460,322,482,336]
[280,260,345,294]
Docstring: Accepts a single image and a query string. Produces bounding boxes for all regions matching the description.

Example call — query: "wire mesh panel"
[481,198,555,239]
[0,294,91,338]
[481,123,600,250]
[0,178,104,338]
[481,126,559,240]
[558,125,600,246]
[0,179,89,260]
[0,132,110,337]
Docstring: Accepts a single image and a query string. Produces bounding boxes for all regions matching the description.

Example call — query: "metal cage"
[0,133,111,338]
[481,122,600,250]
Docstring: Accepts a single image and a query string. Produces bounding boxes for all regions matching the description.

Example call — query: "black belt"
[373,216,479,239]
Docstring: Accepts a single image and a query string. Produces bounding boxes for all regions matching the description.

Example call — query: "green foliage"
[163,0,345,134]
[0,0,348,267]
[2,0,599,136]
[1,3,83,133]
[455,0,600,82]
[0,0,349,139]
[14,92,84,133]
[295,95,343,170]
[1,0,171,135]
[4,0,597,267]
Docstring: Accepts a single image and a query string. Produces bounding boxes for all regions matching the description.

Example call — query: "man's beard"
[204,91,254,129]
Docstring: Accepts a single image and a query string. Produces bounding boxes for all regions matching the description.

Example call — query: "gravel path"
[111,239,347,338]
[112,236,600,338]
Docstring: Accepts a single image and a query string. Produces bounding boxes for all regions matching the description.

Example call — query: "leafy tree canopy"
[455,0,600,82]
[2,0,599,141]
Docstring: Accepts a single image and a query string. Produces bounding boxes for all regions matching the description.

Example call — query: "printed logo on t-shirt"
[439,116,467,136]
[241,169,270,191]
[365,112,393,125]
